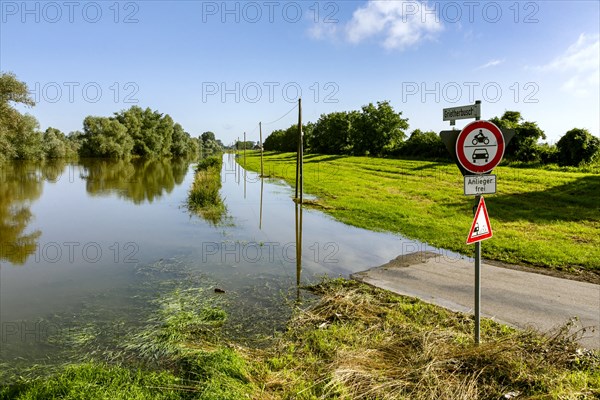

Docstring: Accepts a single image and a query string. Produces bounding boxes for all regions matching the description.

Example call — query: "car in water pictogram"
[472,148,489,163]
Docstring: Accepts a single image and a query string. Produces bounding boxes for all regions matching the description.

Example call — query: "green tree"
[171,123,189,157]
[0,72,37,161]
[556,128,600,166]
[0,72,35,129]
[490,111,546,162]
[201,131,222,153]
[262,124,312,152]
[114,106,174,157]
[12,114,44,160]
[235,140,255,150]
[80,116,134,158]
[397,129,447,158]
[263,129,285,151]
[310,111,358,154]
[42,127,70,159]
[351,101,409,156]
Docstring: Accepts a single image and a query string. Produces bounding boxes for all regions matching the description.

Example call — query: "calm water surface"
[0,155,442,371]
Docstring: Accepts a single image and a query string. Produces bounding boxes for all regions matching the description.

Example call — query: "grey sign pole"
[474,196,481,344]
[474,109,481,345]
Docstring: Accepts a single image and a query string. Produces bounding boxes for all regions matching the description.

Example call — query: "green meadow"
[241,151,600,273]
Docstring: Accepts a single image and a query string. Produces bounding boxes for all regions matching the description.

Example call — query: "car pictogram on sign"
[472,148,489,163]
[455,120,505,174]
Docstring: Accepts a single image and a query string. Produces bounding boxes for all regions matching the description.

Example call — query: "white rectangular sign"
[464,174,496,196]
[443,103,481,122]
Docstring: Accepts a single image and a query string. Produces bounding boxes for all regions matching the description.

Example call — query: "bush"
[556,128,600,166]
[392,129,448,159]
[536,143,559,164]
[188,155,226,224]
[196,155,222,171]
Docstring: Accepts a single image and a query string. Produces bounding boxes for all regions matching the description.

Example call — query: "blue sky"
[1,0,598,145]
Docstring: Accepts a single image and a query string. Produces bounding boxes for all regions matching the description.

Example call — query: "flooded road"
[0,155,442,371]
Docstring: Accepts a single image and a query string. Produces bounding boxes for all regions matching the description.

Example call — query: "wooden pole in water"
[243,132,246,167]
[295,120,299,200]
[297,98,303,203]
[259,122,264,177]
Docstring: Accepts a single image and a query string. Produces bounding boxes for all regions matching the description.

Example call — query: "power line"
[263,103,298,126]
[238,102,299,142]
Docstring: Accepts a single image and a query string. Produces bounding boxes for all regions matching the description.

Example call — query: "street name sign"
[455,120,505,174]
[443,103,481,125]
[466,197,493,244]
[464,174,496,195]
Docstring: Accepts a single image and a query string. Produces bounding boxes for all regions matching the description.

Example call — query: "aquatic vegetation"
[187,155,227,225]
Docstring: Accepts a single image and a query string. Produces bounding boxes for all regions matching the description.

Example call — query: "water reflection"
[0,162,44,265]
[259,178,264,230]
[295,201,303,301]
[80,158,190,204]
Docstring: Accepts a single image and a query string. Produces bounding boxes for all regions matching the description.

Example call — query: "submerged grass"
[4,279,598,399]
[187,155,227,225]
[240,151,600,273]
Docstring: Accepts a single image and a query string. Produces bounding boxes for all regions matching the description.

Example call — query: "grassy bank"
[241,152,600,273]
[187,155,227,224]
[2,279,598,399]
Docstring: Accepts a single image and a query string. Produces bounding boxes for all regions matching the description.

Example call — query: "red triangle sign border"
[466,196,493,244]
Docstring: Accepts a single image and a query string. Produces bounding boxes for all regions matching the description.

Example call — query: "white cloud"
[534,33,599,96]
[309,1,443,51]
[308,21,339,41]
[476,59,505,70]
[347,1,443,50]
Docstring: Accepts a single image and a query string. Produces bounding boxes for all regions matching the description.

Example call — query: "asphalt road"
[352,251,600,349]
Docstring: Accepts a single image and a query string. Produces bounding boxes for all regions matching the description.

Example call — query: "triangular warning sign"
[466,197,493,244]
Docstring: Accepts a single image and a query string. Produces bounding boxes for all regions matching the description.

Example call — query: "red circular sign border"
[455,120,505,174]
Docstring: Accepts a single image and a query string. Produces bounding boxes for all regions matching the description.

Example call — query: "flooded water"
[0,155,443,373]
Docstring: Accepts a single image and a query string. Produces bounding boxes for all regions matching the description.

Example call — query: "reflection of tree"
[0,161,43,265]
[80,158,190,204]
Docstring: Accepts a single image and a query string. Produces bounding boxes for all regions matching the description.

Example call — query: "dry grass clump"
[262,278,600,399]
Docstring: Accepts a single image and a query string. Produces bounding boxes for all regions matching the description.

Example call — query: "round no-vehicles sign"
[456,120,505,174]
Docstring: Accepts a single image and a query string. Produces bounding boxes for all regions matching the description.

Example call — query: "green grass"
[242,151,600,272]
[0,363,185,400]
[187,155,227,224]
[2,279,598,399]
[257,279,600,399]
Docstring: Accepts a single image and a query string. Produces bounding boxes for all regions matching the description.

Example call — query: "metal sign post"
[439,101,511,345]
[474,203,481,343]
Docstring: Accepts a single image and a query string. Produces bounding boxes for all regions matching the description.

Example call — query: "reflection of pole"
[295,202,303,301]
[259,177,264,229]
[236,137,240,184]
[474,195,481,345]
[244,168,247,199]
[259,122,264,177]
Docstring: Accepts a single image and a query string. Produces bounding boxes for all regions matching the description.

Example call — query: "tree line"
[0,72,223,162]
[262,101,600,167]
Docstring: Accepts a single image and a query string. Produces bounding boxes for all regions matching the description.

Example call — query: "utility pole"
[259,122,264,177]
[295,98,303,203]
